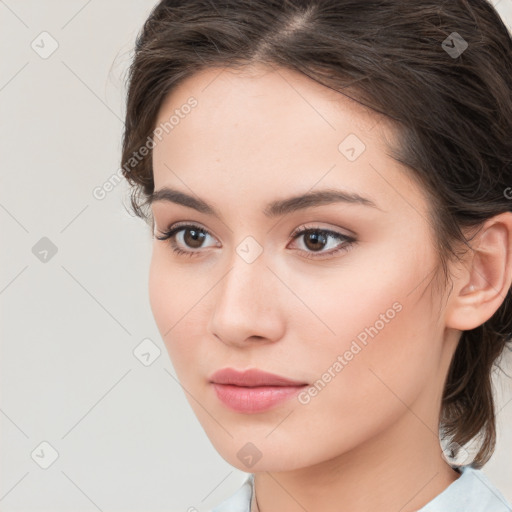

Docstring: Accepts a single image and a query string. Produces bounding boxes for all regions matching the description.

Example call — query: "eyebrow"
[148,186,381,219]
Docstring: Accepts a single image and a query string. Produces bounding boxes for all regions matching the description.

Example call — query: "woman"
[120,1,512,510]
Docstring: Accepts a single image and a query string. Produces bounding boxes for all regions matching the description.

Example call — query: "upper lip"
[209,368,308,387]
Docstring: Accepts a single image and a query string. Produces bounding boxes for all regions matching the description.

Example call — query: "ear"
[445,211,512,332]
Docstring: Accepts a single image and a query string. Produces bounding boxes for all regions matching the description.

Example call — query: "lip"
[209,368,308,387]
[209,368,308,413]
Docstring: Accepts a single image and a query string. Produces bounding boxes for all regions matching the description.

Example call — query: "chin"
[207,435,319,474]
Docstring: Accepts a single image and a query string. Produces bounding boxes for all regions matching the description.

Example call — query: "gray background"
[1,1,511,510]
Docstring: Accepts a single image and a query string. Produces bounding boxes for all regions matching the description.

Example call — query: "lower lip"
[211,383,307,413]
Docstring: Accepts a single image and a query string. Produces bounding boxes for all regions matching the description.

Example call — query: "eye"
[154,222,219,258]
[155,222,356,260]
[288,224,356,260]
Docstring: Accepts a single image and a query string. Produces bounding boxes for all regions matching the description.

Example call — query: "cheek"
[148,249,173,335]
[287,295,441,459]
[291,240,441,405]
[148,250,199,372]
[148,246,202,325]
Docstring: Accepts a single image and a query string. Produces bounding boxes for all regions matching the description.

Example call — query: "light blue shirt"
[210,465,512,512]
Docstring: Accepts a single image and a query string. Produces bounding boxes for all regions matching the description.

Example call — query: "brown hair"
[120,0,512,468]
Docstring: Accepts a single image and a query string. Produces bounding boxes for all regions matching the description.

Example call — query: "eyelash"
[155,222,356,260]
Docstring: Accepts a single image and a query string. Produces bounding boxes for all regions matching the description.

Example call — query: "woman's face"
[148,64,458,472]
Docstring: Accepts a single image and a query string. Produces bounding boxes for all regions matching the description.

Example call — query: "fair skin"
[147,63,512,512]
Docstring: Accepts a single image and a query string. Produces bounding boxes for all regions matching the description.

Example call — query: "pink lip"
[209,368,308,413]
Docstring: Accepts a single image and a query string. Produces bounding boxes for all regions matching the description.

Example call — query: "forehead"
[154,63,385,139]
[150,64,427,222]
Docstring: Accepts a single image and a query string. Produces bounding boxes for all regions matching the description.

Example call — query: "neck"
[253,410,461,512]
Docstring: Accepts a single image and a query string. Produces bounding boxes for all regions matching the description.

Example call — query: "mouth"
[209,367,308,414]
[209,367,308,387]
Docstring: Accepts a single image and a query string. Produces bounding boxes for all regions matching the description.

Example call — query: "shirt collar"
[213,465,511,512]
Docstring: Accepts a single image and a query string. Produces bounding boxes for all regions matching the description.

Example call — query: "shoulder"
[208,474,254,512]
[419,465,512,512]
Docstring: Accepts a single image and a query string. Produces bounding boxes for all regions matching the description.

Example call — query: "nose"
[208,252,285,348]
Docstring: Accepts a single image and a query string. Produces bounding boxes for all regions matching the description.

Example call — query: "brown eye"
[155,223,217,257]
[302,231,329,252]
[289,225,356,260]
[182,227,207,249]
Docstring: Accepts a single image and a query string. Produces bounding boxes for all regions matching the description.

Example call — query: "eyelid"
[155,220,357,260]
[156,220,352,239]
[289,222,353,239]
[287,223,356,259]
[154,221,219,246]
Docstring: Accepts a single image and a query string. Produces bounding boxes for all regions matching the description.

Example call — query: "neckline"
[248,464,470,512]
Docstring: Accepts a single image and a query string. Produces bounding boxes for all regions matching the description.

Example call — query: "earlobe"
[445,212,512,332]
